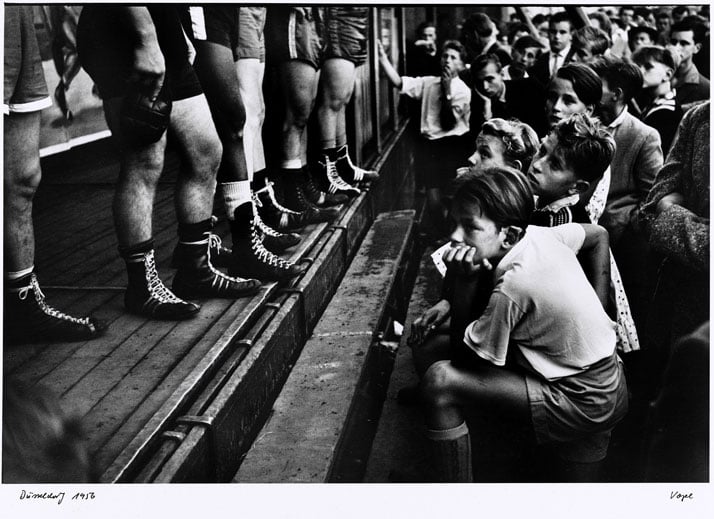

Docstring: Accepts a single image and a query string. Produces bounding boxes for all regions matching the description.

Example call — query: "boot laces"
[254,182,302,215]
[323,158,358,193]
[209,233,232,255]
[303,171,328,202]
[207,235,253,283]
[18,274,94,327]
[254,210,283,238]
[250,227,292,269]
[143,250,187,304]
[341,152,365,182]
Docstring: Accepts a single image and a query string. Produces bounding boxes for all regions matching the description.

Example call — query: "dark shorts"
[420,134,472,189]
[265,6,322,69]
[4,6,52,115]
[322,7,369,66]
[182,6,240,59]
[238,7,266,62]
[525,354,629,462]
[77,6,202,101]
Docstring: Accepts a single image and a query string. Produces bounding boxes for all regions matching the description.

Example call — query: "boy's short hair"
[442,39,469,63]
[550,11,572,27]
[532,13,549,26]
[480,118,540,172]
[554,63,603,106]
[589,56,643,102]
[572,26,612,55]
[551,113,616,183]
[670,19,707,44]
[463,12,495,38]
[507,22,530,44]
[632,45,678,71]
[655,8,672,21]
[672,6,690,19]
[452,166,534,231]
[471,53,502,73]
[628,25,660,47]
[513,35,545,54]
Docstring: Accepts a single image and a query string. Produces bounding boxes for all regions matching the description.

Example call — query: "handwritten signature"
[670,491,694,502]
[19,490,96,505]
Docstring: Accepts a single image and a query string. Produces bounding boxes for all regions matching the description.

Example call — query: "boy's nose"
[450,226,465,243]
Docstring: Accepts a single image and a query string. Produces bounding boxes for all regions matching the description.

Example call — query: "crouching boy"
[420,167,628,482]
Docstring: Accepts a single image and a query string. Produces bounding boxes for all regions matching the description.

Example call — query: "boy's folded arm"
[578,224,611,309]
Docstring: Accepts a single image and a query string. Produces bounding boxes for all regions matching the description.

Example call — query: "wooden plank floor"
[2,143,321,478]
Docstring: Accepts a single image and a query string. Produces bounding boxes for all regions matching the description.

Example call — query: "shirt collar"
[552,45,570,59]
[608,106,629,129]
[654,89,677,105]
[537,193,580,212]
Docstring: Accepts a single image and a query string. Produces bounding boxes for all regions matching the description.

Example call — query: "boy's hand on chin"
[443,245,493,277]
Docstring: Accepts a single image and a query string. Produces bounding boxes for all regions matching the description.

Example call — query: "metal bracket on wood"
[233,338,253,348]
[299,256,315,267]
[263,302,282,310]
[175,414,215,431]
[275,287,305,298]
[161,430,187,443]
[330,224,349,232]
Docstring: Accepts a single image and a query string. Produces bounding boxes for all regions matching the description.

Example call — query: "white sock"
[6,265,34,281]
[222,181,252,219]
[279,159,302,169]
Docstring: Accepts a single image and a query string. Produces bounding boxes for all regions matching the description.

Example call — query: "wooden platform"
[3,120,419,483]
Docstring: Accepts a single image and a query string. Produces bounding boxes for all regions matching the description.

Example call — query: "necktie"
[551,53,561,76]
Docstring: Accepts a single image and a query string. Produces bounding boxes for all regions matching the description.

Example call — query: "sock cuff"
[322,147,338,161]
[222,181,252,219]
[279,159,302,169]
[177,218,213,242]
[6,265,35,281]
[426,422,469,441]
[119,238,154,259]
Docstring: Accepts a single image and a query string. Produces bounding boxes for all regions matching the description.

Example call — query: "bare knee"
[189,134,222,181]
[5,157,41,204]
[421,360,457,408]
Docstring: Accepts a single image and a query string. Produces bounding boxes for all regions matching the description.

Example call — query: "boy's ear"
[501,226,524,247]
[585,104,595,116]
[511,159,523,171]
[568,179,590,195]
[613,86,625,103]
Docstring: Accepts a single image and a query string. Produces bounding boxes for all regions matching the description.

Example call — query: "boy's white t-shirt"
[400,75,471,140]
[463,224,616,381]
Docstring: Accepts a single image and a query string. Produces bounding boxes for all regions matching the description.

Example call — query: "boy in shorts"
[4,5,104,343]
[315,7,379,188]
[420,167,628,482]
[264,6,355,218]
[180,6,306,281]
[78,6,261,320]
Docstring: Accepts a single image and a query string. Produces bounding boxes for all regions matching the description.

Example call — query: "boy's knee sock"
[425,422,473,482]
[221,181,252,220]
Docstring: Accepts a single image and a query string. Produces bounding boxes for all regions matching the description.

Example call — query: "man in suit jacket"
[529,10,573,87]
[591,56,664,328]
[668,19,710,110]
[469,54,547,137]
